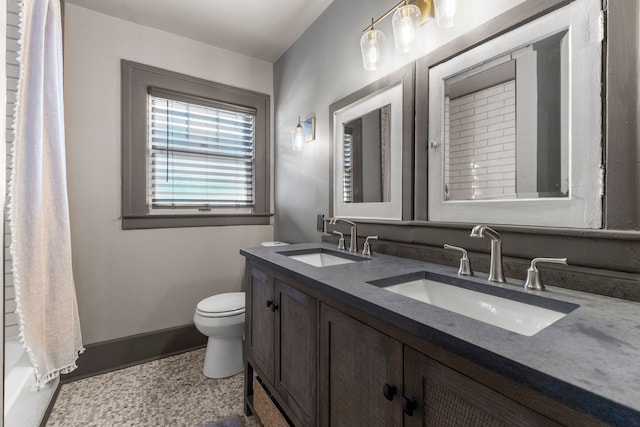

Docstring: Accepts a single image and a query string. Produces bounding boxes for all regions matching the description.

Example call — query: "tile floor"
[46,349,260,427]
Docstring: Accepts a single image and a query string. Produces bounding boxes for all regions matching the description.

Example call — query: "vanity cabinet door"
[274,279,317,427]
[246,266,275,383]
[403,347,560,427]
[246,264,318,426]
[320,304,403,427]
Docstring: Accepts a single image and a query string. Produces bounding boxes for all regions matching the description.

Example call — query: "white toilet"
[193,292,246,378]
[193,241,288,378]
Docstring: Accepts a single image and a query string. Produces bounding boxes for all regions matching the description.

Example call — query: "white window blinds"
[343,131,353,203]
[147,88,256,211]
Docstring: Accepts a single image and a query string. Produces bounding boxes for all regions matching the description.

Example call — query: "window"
[342,131,353,203]
[147,89,255,212]
[122,61,271,229]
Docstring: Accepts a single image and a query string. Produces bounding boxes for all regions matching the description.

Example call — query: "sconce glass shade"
[392,4,421,53]
[360,28,386,71]
[291,122,305,151]
[434,0,456,28]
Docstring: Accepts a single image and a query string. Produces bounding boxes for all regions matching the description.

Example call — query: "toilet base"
[203,336,244,379]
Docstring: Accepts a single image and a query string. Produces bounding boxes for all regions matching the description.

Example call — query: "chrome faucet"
[470,225,505,283]
[362,235,378,256]
[329,218,358,253]
[523,257,568,291]
[444,244,473,276]
[332,231,346,251]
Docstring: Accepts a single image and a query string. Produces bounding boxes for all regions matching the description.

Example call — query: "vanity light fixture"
[360,0,456,70]
[291,116,316,151]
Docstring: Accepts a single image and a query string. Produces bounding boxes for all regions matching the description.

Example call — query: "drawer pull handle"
[402,396,417,416]
[383,383,397,401]
[266,299,273,308]
[270,302,279,312]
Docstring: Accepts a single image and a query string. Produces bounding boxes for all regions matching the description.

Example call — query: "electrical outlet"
[316,214,325,232]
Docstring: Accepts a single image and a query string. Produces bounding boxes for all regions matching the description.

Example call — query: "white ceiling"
[63,0,334,63]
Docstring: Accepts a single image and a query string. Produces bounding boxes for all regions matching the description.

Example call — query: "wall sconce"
[291,116,316,151]
[360,0,457,70]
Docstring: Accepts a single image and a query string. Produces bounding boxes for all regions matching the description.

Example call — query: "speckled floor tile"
[46,349,260,427]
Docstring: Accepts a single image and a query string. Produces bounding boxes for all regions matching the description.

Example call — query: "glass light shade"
[434,0,456,28]
[392,4,421,53]
[291,123,305,151]
[360,28,386,71]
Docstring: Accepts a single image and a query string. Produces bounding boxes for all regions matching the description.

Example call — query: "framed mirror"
[427,0,602,228]
[330,65,414,220]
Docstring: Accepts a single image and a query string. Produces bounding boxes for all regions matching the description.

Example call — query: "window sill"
[122,213,273,230]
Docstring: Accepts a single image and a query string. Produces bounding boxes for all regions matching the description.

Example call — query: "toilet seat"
[261,241,289,247]
[196,292,245,318]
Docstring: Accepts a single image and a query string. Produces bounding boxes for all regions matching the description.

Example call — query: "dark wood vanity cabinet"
[319,303,558,427]
[245,261,603,427]
[403,347,560,427]
[320,304,403,426]
[246,267,274,380]
[245,264,317,426]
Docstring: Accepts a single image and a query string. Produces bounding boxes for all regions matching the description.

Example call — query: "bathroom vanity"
[241,243,640,427]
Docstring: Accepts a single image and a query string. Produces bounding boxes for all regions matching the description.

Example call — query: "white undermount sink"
[371,273,578,336]
[282,248,366,267]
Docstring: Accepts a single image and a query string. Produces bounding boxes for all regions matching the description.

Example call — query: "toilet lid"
[261,241,289,246]
[197,292,245,316]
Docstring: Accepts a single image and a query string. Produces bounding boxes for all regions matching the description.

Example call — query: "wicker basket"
[253,377,290,427]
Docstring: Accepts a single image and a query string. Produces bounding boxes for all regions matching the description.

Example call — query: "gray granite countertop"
[241,242,640,426]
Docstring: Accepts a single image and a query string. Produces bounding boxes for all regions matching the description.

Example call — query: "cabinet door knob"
[402,396,417,416]
[383,383,397,401]
[270,302,279,312]
[266,299,273,308]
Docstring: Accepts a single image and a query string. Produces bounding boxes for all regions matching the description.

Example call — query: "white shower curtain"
[10,0,84,386]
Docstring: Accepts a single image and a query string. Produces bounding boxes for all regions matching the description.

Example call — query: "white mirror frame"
[428,0,603,228]
[333,82,404,220]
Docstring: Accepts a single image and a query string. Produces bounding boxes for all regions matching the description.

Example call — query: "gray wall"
[273,0,526,243]
[274,0,640,303]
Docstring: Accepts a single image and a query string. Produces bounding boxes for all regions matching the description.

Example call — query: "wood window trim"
[121,60,271,229]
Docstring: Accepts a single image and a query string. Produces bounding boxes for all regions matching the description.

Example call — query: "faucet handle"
[444,244,473,276]
[332,231,346,251]
[362,236,378,256]
[524,257,567,291]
